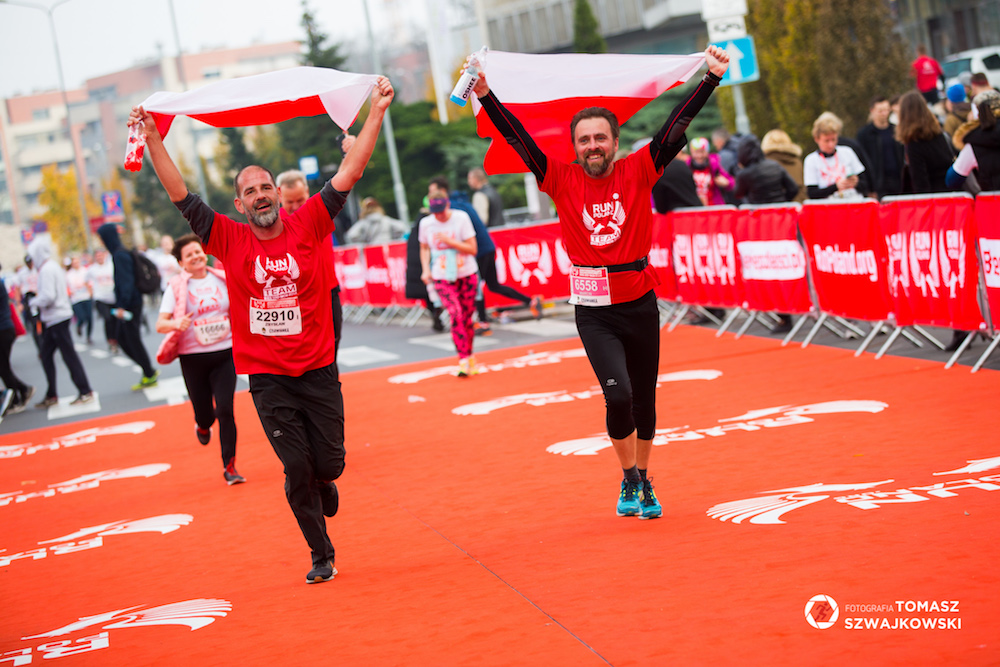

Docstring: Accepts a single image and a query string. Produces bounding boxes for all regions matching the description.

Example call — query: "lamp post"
[2,0,94,252]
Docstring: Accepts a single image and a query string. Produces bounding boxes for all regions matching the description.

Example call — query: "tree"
[721,0,909,148]
[38,165,99,254]
[121,153,196,242]
[275,0,351,182]
[217,127,257,180]
[573,0,607,54]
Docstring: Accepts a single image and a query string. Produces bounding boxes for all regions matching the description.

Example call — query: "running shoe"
[530,296,543,320]
[0,389,13,416]
[457,358,470,378]
[70,392,95,406]
[616,479,642,517]
[131,371,160,391]
[223,461,246,486]
[35,396,58,410]
[196,427,211,446]
[320,481,339,517]
[639,478,662,520]
[306,560,337,584]
[473,321,493,336]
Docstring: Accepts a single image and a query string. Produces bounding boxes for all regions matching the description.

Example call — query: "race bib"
[249,297,302,336]
[193,315,231,346]
[569,266,612,307]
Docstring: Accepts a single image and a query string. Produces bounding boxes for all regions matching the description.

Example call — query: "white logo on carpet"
[0,421,156,460]
[0,464,170,508]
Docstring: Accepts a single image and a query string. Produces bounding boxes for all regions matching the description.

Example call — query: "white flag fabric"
[469,51,706,174]
[137,66,379,138]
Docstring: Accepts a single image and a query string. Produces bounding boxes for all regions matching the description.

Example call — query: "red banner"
[733,205,811,314]
[489,222,571,307]
[879,195,985,331]
[362,244,396,308]
[974,192,1000,332]
[333,246,369,307]
[798,199,892,322]
[650,213,677,301]
[669,206,742,309]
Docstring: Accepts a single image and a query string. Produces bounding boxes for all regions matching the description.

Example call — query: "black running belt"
[575,257,649,273]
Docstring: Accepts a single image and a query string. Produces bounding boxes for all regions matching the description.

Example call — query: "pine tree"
[573,0,607,54]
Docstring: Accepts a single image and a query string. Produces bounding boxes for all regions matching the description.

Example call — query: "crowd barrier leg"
[667,304,691,331]
[400,306,426,328]
[834,317,867,339]
[875,327,909,359]
[716,308,744,337]
[375,305,402,326]
[657,299,679,329]
[350,304,375,324]
[971,334,1000,372]
[912,325,946,350]
[801,313,828,349]
[854,321,886,357]
[944,332,977,369]
[733,310,760,339]
[780,316,810,347]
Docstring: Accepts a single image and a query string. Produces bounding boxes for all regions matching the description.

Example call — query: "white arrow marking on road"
[726,40,745,81]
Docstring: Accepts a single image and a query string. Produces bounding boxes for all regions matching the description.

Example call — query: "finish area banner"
[734,205,811,314]
[879,195,985,331]
[974,193,1000,331]
[670,206,742,309]
[798,200,892,322]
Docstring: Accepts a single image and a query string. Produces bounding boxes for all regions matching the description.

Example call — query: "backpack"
[131,249,162,295]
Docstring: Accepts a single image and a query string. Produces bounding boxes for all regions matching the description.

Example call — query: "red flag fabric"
[471,51,706,174]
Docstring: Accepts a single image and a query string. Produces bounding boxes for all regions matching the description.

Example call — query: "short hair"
[870,95,888,108]
[570,107,620,142]
[428,176,450,195]
[276,170,307,189]
[468,167,487,183]
[360,196,384,217]
[916,44,928,55]
[971,72,990,88]
[233,165,276,198]
[812,112,844,137]
[171,233,203,262]
[711,127,730,142]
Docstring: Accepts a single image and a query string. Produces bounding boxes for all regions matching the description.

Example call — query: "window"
[984,54,1000,69]
[31,108,50,121]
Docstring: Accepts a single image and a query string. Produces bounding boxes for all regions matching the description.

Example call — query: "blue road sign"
[101,190,125,223]
[711,35,760,86]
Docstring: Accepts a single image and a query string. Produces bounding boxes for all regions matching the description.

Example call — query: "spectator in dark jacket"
[733,135,800,204]
[855,96,904,198]
[97,223,158,389]
[949,89,1000,191]
[761,129,806,203]
[895,90,957,194]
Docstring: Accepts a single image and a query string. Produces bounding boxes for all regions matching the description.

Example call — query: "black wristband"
[703,71,723,86]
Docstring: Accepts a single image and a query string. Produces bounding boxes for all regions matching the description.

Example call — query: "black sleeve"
[648,72,722,170]
[174,193,216,246]
[808,184,839,199]
[320,181,349,221]
[733,171,750,199]
[782,170,800,201]
[478,92,548,182]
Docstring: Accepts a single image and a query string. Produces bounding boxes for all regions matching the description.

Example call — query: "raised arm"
[472,73,548,182]
[330,76,394,192]
[129,106,189,203]
[648,46,729,170]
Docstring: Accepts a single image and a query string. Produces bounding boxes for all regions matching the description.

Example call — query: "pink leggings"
[435,274,478,358]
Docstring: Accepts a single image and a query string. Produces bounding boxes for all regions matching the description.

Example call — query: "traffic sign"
[712,36,760,86]
[707,15,747,42]
[299,155,320,181]
[701,0,748,20]
[101,190,125,223]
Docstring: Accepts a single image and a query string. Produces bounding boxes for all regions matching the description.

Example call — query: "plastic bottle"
[124,121,146,172]
[112,308,134,322]
[449,47,488,107]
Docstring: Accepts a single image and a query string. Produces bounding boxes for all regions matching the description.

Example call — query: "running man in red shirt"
[471,46,729,519]
[131,76,394,584]
[911,44,944,104]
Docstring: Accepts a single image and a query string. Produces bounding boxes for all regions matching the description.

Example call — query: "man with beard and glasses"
[130,75,394,585]
[469,46,729,520]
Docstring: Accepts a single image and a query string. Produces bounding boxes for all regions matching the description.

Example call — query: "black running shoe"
[196,426,211,445]
[320,481,339,517]
[306,560,337,584]
[223,460,245,485]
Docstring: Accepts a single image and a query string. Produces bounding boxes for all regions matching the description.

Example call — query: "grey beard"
[248,205,279,228]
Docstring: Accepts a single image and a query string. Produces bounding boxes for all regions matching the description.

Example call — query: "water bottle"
[124,121,146,172]
[449,47,488,107]
[112,308,134,322]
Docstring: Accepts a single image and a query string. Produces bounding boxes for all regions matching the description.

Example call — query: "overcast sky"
[0,0,422,99]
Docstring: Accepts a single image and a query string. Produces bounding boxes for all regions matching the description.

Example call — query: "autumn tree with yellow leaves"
[38,165,100,254]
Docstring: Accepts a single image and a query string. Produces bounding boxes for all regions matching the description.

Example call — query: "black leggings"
[179,349,238,466]
[575,291,660,440]
[116,306,155,377]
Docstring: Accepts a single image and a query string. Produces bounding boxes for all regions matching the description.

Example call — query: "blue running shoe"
[616,479,641,516]
[639,478,662,520]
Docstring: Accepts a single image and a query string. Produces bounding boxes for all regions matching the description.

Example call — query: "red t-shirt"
[280,208,340,291]
[912,56,943,93]
[204,192,342,376]
[540,149,661,304]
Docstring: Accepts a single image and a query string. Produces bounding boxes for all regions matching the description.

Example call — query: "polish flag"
[137,67,380,139]
[470,51,707,174]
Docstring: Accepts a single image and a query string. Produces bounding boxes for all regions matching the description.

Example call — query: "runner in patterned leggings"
[470,45,730,519]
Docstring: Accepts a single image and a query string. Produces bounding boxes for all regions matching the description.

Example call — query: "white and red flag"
[470,51,706,174]
[137,66,380,139]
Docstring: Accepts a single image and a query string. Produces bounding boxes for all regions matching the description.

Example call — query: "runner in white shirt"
[65,255,94,344]
[86,249,119,352]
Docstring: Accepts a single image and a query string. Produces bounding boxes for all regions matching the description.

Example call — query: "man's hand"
[340,134,356,154]
[371,75,394,113]
[705,45,730,78]
[128,106,162,145]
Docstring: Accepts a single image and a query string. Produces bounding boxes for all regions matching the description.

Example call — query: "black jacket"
[964,125,1000,191]
[405,218,429,302]
[904,134,956,194]
[96,223,141,313]
[652,159,702,213]
[733,136,799,204]
[855,122,904,196]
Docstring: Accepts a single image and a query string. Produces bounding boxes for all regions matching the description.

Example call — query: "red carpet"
[1,326,997,665]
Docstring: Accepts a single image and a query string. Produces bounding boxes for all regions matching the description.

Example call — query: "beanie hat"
[947,83,967,103]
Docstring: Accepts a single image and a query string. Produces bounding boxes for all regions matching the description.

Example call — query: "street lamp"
[2,0,94,252]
